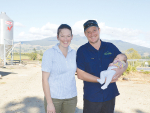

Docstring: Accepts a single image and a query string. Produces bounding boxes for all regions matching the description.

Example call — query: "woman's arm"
[42,71,56,113]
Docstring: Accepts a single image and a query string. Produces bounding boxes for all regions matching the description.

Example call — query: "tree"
[125,48,141,59]
[39,50,43,56]
[29,48,37,60]
[33,48,37,53]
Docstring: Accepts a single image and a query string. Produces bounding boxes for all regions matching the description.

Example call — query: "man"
[76,20,128,113]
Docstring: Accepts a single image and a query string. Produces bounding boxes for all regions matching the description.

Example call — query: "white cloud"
[72,20,143,41]
[16,33,47,41]
[41,23,58,31]
[100,23,142,39]
[71,21,150,48]
[15,20,150,48]
[29,22,58,37]
[19,32,25,36]
[14,22,25,27]
[72,20,87,36]
[97,22,150,48]
[16,22,59,41]
[145,31,150,41]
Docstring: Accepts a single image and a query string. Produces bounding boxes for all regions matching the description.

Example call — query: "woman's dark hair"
[57,24,72,36]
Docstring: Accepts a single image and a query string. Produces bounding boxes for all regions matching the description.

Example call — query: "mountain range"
[15,35,150,56]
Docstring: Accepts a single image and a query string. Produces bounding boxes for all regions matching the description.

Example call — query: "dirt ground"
[0,64,150,113]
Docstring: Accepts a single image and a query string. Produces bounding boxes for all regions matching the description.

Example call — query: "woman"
[42,24,77,113]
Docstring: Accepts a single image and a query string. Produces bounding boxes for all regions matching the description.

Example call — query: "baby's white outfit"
[97,60,126,89]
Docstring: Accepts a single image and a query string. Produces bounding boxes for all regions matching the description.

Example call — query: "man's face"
[84,26,100,44]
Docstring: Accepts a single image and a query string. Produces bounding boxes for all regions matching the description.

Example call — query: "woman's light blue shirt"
[42,43,77,99]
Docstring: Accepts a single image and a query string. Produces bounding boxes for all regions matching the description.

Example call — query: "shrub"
[143,71,150,74]
[132,66,137,72]
[122,72,127,76]
[39,58,42,61]
[125,65,132,73]
[29,52,37,60]
[125,64,137,74]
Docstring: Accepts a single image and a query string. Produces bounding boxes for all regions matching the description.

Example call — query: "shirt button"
[99,65,101,67]
[99,58,100,60]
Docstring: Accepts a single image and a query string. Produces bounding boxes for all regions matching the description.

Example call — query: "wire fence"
[127,59,150,67]
[0,43,49,66]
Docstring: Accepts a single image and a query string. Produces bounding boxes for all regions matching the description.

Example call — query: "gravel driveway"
[0,64,150,113]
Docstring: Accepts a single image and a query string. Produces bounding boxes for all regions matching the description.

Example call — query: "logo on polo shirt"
[104,51,112,55]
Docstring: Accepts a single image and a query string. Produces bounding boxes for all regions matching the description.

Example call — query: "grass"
[7,53,43,61]
[7,54,30,60]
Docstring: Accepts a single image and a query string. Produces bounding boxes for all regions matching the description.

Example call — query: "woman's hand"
[47,103,56,113]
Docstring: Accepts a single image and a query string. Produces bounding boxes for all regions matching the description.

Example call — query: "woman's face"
[57,28,73,48]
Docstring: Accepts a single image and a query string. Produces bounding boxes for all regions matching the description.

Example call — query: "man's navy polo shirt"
[76,40,121,102]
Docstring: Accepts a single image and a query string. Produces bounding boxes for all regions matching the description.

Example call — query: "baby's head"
[114,53,127,63]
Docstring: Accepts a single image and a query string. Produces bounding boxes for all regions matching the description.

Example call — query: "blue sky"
[0,0,150,48]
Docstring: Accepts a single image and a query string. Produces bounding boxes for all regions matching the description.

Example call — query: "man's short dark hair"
[83,20,99,32]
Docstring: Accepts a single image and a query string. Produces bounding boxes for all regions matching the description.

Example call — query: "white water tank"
[0,12,13,58]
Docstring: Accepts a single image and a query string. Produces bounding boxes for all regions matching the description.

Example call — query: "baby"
[97,53,127,89]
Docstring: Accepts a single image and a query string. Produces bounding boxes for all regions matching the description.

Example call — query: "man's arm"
[111,62,128,82]
[77,68,100,83]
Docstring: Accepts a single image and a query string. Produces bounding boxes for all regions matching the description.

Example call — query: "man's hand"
[111,67,124,83]
[111,62,128,83]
